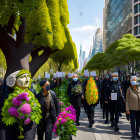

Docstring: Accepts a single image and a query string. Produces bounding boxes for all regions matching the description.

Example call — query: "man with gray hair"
[104,72,123,132]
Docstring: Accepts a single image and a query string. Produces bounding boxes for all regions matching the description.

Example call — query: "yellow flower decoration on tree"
[85,77,99,105]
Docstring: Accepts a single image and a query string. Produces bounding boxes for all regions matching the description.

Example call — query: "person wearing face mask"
[104,72,122,132]
[68,74,83,126]
[126,76,140,140]
[36,80,60,140]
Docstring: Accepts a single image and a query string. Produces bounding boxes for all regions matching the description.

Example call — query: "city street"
[35,105,132,140]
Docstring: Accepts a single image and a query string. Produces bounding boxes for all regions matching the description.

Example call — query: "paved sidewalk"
[36,105,133,140]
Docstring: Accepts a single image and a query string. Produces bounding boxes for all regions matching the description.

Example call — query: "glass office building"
[133,0,140,37]
[104,0,140,49]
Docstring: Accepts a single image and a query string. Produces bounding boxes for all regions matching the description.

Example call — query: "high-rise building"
[78,44,86,70]
[91,28,103,57]
[103,0,140,50]
[87,28,103,62]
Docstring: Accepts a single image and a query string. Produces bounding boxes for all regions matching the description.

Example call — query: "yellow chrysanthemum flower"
[85,77,99,105]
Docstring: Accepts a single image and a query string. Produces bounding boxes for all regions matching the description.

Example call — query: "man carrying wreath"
[68,74,84,126]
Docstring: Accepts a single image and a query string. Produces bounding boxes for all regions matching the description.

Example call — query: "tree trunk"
[0,33,32,79]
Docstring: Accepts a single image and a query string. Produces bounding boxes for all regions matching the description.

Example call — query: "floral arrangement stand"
[53,105,77,140]
[85,77,99,105]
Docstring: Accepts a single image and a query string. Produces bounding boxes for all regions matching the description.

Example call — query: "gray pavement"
[36,105,135,140]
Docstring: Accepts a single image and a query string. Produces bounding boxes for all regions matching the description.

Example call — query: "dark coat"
[122,80,130,99]
[0,85,2,96]
[36,90,60,124]
[104,81,123,113]
[68,80,83,107]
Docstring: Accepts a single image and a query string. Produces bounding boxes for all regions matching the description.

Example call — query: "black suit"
[68,80,83,124]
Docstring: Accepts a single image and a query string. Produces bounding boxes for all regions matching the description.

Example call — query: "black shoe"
[119,113,122,117]
[89,120,94,128]
[132,134,136,140]
[136,133,140,139]
[111,123,114,128]
[89,123,93,128]
[115,126,119,132]
[76,122,80,126]
[104,120,108,124]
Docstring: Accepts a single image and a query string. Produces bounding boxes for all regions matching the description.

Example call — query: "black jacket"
[104,81,123,112]
[122,80,130,99]
[68,80,83,107]
[36,90,60,124]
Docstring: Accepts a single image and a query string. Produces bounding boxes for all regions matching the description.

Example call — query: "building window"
[134,26,139,35]
[139,26,140,34]
[139,15,140,23]
[134,16,138,24]
[139,3,140,12]
[134,4,138,14]
[134,0,138,3]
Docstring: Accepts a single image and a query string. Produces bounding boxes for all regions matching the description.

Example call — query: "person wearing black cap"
[36,80,60,140]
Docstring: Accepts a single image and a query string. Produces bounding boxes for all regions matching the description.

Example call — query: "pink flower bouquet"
[2,89,42,139]
[53,105,77,140]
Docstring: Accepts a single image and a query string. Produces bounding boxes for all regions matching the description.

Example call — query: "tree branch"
[16,17,26,45]
[6,14,16,34]
[29,47,58,77]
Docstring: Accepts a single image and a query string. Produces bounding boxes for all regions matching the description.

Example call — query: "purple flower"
[59,102,64,106]
[21,103,31,114]
[61,118,67,124]
[20,116,25,119]
[12,97,22,106]
[24,118,31,125]
[17,92,30,102]
[65,105,76,115]
[8,107,19,118]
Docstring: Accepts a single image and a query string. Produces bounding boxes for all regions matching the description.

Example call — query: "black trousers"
[110,112,119,126]
[86,105,95,123]
[73,106,80,123]
[104,103,109,122]
[0,122,36,140]
[37,118,53,140]
[130,110,140,135]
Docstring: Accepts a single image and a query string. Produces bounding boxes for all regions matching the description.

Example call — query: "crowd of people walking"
[0,71,140,140]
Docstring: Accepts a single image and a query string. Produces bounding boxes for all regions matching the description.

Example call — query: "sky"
[67,0,105,57]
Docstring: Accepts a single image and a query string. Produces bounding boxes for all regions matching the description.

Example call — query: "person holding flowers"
[83,76,99,128]
[36,80,60,140]
[0,70,42,140]
[68,74,83,126]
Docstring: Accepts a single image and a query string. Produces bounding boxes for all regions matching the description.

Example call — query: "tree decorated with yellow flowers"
[85,77,99,105]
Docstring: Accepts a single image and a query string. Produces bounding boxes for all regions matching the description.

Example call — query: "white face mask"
[16,74,30,88]
[73,77,78,82]
[131,81,137,86]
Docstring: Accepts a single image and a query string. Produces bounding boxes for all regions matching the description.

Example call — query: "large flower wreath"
[1,70,42,139]
[85,77,99,105]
